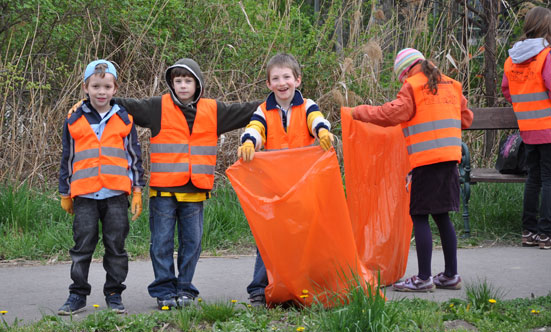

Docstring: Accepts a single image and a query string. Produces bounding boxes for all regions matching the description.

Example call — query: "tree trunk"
[482,0,499,160]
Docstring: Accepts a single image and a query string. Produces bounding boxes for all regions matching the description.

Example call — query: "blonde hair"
[266,53,301,81]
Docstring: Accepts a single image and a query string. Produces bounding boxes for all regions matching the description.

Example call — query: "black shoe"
[157,297,178,310]
[176,295,193,308]
[105,292,127,314]
[249,293,266,308]
[58,293,86,315]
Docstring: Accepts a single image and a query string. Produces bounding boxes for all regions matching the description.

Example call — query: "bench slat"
[470,168,526,183]
[467,107,518,130]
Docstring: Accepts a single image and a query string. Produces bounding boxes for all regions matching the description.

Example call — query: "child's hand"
[68,99,85,115]
[318,129,334,151]
[237,140,255,162]
[60,195,74,215]
[131,190,143,221]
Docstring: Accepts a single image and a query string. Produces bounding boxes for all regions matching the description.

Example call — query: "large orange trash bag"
[226,147,377,307]
[341,107,413,285]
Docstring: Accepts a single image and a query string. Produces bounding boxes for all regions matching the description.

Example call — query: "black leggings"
[411,212,457,280]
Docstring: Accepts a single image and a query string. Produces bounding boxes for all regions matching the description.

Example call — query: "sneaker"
[393,275,435,292]
[58,293,86,315]
[539,234,551,250]
[157,297,178,310]
[433,272,462,290]
[522,230,539,247]
[249,293,266,308]
[176,295,193,308]
[105,292,127,314]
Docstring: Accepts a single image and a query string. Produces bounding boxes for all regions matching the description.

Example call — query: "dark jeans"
[523,143,551,236]
[147,197,203,300]
[246,247,268,297]
[69,194,129,296]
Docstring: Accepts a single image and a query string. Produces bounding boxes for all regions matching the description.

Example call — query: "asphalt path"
[0,246,550,325]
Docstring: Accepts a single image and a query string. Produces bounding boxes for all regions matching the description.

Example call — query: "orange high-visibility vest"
[261,102,314,150]
[68,112,132,198]
[504,48,551,131]
[402,72,463,169]
[149,94,218,189]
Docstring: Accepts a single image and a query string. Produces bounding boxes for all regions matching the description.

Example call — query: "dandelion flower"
[0,311,7,315]
[449,303,454,308]
[198,298,203,302]
[488,299,497,304]
[231,299,237,303]
[296,327,305,332]
[302,289,309,294]
[531,309,540,314]
[161,305,169,311]
[93,304,99,308]
[299,294,309,299]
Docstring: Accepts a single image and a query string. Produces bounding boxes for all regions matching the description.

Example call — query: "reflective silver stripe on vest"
[73,149,99,163]
[150,143,189,153]
[101,165,128,176]
[511,91,549,103]
[72,167,98,181]
[190,146,217,155]
[151,163,189,173]
[101,147,127,159]
[407,137,462,155]
[192,164,215,175]
[514,108,551,120]
[403,119,461,138]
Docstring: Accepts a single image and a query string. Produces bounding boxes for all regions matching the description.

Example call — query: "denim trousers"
[147,196,203,300]
[523,143,551,236]
[246,247,268,297]
[69,194,129,297]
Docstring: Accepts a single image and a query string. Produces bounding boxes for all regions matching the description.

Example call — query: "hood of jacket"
[165,58,204,107]
[508,38,549,64]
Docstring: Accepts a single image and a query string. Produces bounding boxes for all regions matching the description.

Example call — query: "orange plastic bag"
[226,147,377,307]
[341,107,413,285]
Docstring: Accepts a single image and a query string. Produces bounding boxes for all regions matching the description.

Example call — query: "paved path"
[0,246,550,325]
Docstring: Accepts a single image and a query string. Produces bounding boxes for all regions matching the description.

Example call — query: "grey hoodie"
[165,58,204,107]
[508,37,549,64]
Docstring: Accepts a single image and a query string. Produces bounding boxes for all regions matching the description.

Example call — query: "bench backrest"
[466,107,518,130]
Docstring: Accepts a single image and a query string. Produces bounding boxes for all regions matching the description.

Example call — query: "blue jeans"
[246,247,268,297]
[69,194,129,297]
[523,143,551,236]
[147,196,203,300]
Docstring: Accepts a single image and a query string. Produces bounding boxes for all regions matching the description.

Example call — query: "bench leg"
[460,181,471,238]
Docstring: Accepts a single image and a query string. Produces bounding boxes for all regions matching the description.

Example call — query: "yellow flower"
[466,304,471,312]
[299,294,309,299]
[302,289,309,294]
[161,306,169,311]
[247,304,252,308]
[231,299,237,303]
[449,303,454,308]
[531,309,540,314]
[198,298,203,302]
[0,311,7,315]
[296,327,305,332]
[488,299,497,304]
[93,304,99,308]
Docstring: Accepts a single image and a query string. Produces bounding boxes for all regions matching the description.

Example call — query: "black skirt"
[409,161,460,216]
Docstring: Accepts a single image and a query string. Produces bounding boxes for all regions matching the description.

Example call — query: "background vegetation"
[0,0,547,261]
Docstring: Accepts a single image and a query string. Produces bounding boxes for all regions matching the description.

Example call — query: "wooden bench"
[459,107,526,237]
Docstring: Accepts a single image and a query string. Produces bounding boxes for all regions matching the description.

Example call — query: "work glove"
[318,128,334,151]
[131,190,143,221]
[60,195,74,215]
[68,99,85,115]
[237,140,255,162]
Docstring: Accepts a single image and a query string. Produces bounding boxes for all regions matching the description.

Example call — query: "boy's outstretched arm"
[113,97,162,134]
[216,100,262,135]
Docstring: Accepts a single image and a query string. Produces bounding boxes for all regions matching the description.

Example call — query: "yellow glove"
[60,195,74,215]
[318,128,334,151]
[68,99,85,115]
[131,190,143,221]
[237,140,255,162]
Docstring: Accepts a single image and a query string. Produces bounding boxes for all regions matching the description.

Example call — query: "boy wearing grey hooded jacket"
[115,58,260,309]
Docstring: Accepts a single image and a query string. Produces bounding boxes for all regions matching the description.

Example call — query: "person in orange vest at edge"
[502,6,551,250]
[237,53,335,307]
[106,58,260,310]
[350,48,473,292]
[58,60,145,315]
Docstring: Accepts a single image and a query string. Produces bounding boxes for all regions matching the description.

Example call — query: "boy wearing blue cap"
[58,59,145,315]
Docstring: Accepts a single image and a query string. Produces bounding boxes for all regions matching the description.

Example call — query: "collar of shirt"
[265,90,305,111]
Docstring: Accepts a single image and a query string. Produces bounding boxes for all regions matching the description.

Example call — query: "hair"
[421,60,442,95]
[84,63,118,88]
[266,53,301,81]
[521,6,551,44]
[170,67,194,81]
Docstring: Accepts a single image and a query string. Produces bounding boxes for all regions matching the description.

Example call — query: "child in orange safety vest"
[237,53,334,306]
[502,6,551,250]
[58,60,145,315]
[350,48,473,292]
